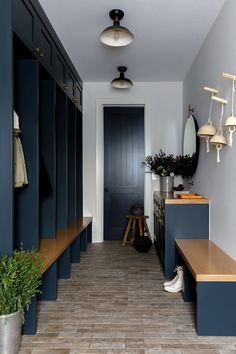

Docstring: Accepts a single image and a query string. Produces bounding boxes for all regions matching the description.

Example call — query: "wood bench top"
[175,239,236,282]
[39,217,92,273]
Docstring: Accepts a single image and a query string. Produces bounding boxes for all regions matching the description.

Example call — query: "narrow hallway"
[20,242,236,354]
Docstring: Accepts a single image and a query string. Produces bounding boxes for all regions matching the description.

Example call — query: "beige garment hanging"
[14,136,28,187]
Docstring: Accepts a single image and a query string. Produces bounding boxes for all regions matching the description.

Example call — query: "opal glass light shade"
[111,66,133,89]
[100,9,134,47]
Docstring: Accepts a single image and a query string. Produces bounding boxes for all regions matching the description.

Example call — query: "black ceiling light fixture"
[99,9,134,47]
[111,66,133,89]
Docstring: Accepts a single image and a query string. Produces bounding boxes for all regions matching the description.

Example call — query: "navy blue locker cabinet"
[0,0,91,335]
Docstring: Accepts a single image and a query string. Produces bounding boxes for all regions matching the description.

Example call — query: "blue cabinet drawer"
[13,0,37,48]
[37,20,54,72]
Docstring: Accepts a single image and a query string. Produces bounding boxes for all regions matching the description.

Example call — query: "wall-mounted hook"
[188,104,194,117]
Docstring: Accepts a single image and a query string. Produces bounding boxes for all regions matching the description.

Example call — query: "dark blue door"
[104,107,144,240]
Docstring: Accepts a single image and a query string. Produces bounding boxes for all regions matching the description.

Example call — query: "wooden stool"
[122,215,151,246]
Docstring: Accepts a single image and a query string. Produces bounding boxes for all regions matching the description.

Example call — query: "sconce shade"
[210,131,227,145]
[224,114,236,127]
[197,123,216,137]
[111,66,133,89]
[100,9,134,47]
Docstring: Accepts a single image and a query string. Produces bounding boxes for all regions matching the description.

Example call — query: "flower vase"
[160,176,174,193]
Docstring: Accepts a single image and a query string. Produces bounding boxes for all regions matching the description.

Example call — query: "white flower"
[170,172,175,177]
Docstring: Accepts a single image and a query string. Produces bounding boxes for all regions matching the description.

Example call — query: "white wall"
[183,0,236,259]
[83,82,183,242]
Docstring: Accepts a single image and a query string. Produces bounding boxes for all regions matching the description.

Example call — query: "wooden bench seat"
[24,217,92,335]
[175,239,236,282]
[40,217,92,273]
[175,239,236,336]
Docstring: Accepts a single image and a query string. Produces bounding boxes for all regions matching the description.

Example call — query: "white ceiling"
[38,0,225,82]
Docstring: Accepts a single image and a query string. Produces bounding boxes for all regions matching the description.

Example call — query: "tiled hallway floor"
[20,242,236,354]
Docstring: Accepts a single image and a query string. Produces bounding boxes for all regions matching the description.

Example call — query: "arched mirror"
[183,114,199,176]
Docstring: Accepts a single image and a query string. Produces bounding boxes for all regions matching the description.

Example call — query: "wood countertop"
[155,192,209,204]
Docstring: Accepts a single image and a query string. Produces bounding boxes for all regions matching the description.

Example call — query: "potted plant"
[144,150,176,192]
[0,248,42,354]
[175,153,196,178]
[144,150,195,192]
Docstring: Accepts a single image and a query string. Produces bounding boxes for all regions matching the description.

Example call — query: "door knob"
[104,188,109,192]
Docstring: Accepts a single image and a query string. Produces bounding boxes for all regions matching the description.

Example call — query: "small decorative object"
[197,87,218,152]
[144,150,195,192]
[131,204,144,216]
[210,96,228,162]
[223,72,236,146]
[176,193,203,199]
[133,235,152,253]
[173,184,185,191]
[0,248,42,354]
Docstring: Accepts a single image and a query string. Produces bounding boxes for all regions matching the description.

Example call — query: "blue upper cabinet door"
[12,0,37,48]
[55,51,68,92]
[74,81,82,111]
[66,69,75,100]
[36,20,54,73]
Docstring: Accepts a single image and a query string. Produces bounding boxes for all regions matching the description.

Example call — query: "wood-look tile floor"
[20,242,236,354]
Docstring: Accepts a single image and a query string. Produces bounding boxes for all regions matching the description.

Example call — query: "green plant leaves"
[144,150,195,178]
[0,249,43,321]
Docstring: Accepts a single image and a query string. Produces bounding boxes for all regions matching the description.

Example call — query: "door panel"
[104,107,144,240]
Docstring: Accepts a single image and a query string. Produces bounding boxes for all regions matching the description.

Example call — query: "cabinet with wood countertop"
[153,192,209,278]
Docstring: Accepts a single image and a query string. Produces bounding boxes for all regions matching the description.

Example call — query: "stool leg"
[139,218,143,236]
[143,218,151,238]
[122,217,132,246]
[131,218,136,243]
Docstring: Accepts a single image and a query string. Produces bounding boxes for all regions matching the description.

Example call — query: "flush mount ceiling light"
[99,9,134,47]
[111,66,133,89]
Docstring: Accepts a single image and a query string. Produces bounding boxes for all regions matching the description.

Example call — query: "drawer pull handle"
[33,47,44,58]
[33,47,40,54]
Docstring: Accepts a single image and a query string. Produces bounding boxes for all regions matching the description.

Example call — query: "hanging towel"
[14,111,20,130]
[14,136,28,188]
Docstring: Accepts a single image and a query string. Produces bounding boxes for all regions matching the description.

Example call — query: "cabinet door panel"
[74,81,82,109]
[55,52,67,89]
[67,70,74,98]
[13,0,37,48]
[38,22,54,71]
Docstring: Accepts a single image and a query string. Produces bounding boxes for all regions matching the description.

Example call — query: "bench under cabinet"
[175,239,236,336]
